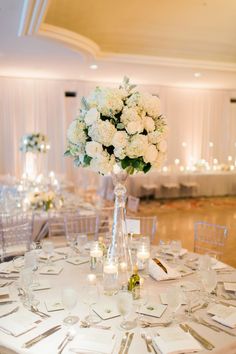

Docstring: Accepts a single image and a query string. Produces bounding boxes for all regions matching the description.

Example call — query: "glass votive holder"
[90,241,103,273]
[137,243,150,275]
[103,259,119,296]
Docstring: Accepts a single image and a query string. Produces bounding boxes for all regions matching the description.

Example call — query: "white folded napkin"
[153,326,202,354]
[0,307,38,336]
[164,248,188,257]
[69,328,116,354]
[149,259,181,281]
[208,304,236,328]
[39,265,63,275]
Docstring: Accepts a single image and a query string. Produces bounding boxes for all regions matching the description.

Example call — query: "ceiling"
[0,0,236,89]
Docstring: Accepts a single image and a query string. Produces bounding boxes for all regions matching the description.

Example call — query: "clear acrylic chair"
[47,209,79,239]
[194,221,228,258]
[126,215,157,242]
[97,206,114,243]
[64,214,99,242]
[0,213,33,261]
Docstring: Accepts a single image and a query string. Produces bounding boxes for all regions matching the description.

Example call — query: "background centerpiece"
[20,133,50,181]
[66,77,167,287]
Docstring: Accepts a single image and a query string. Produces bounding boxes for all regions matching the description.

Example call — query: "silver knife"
[23,325,61,348]
[180,324,215,350]
[118,331,129,354]
[124,333,134,354]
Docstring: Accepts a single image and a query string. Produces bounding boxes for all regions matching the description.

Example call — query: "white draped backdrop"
[0,77,236,186]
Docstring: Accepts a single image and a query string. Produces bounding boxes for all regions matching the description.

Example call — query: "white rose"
[148,131,163,144]
[144,144,158,163]
[84,108,100,126]
[112,131,128,148]
[67,120,87,144]
[90,152,115,175]
[126,134,148,158]
[158,140,167,153]
[85,141,103,157]
[144,116,155,132]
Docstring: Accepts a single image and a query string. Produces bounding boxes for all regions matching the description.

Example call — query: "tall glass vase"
[108,165,133,288]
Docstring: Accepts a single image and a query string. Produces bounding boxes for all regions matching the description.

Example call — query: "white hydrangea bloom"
[85,141,103,157]
[67,120,87,144]
[96,88,124,117]
[148,131,163,145]
[126,134,148,158]
[126,121,144,135]
[144,116,155,132]
[126,92,140,108]
[144,144,158,163]
[138,92,161,118]
[158,140,167,153]
[88,120,116,146]
[84,108,100,126]
[120,107,141,126]
[90,151,115,175]
[112,131,128,148]
[114,147,126,159]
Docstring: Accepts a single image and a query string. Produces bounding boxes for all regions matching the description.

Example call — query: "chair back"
[194,221,228,258]
[97,207,114,242]
[0,213,33,260]
[64,214,99,241]
[126,215,157,242]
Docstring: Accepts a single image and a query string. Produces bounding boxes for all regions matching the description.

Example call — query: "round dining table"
[0,246,236,354]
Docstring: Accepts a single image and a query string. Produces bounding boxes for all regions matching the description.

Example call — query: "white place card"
[138,303,167,318]
[224,282,236,292]
[92,302,120,320]
[159,293,186,306]
[66,257,89,265]
[44,299,64,312]
[207,303,235,318]
[126,218,140,234]
[31,280,51,291]
[39,266,63,275]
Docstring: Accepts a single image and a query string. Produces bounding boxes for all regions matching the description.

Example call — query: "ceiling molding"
[18,1,236,72]
[18,0,50,36]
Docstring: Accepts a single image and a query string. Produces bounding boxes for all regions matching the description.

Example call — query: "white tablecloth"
[100,171,236,198]
[0,248,236,354]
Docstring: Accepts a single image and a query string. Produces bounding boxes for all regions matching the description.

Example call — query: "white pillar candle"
[119,262,127,272]
[137,250,150,261]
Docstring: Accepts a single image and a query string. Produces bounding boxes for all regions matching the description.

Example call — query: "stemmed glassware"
[84,276,101,325]
[200,269,217,303]
[132,287,148,325]
[20,268,39,308]
[170,240,182,264]
[166,286,183,323]
[77,234,88,255]
[116,290,136,330]
[42,240,54,265]
[66,233,77,257]
[24,250,39,286]
[61,287,79,325]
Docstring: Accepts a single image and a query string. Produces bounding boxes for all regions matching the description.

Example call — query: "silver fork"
[30,306,50,318]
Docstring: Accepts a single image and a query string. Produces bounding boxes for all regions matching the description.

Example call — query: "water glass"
[132,287,148,325]
[24,250,39,286]
[90,241,103,273]
[198,254,212,271]
[66,233,77,257]
[166,286,183,323]
[20,268,39,308]
[116,290,136,330]
[61,287,79,325]
[42,240,54,265]
[200,269,217,302]
[170,240,182,264]
[84,277,101,324]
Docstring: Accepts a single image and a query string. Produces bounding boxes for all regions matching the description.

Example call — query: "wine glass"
[66,233,77,257]
[170,240,182,264]
[166,286,183,323]
[77,234,88,255]
[84,281,101,325]
[42,240,54,265]
[132,287,148,325]
[116,290,136,330]
[198,254,212,271]
[61,287,79,325]
[200,270,217,303]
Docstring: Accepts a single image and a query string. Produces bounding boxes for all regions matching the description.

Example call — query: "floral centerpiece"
[65,77,167,175]
[27,191,63,211]
[20,133,50,153]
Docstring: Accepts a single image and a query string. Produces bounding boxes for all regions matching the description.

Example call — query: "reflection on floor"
[137,196,236,268]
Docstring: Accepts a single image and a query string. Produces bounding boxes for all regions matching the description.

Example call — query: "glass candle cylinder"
[103,260,118,295]
[137,244,150,274]
[90,241,103,273]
